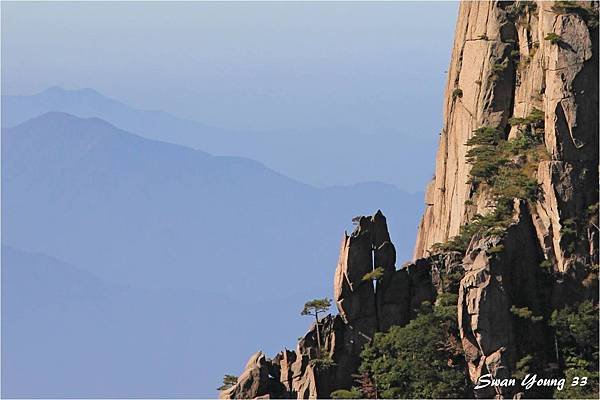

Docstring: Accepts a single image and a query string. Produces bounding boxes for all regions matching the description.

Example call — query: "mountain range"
[1,86,434,190]
[1,109,423,397]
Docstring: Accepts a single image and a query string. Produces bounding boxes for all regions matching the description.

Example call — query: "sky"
[1,1,458,191]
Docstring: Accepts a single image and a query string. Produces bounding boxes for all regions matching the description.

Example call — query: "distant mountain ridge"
[2,111,422,397]
[1,245,262,398]
[1,86,431,190]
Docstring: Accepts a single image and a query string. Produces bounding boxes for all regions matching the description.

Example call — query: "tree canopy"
[358,301,469,399]
[301,298,332,317]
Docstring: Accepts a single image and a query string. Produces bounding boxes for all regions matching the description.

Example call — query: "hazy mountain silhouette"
[1,87,433,189]
[2,245,283,398]
[2,112,422,397]
[2,86,239,150]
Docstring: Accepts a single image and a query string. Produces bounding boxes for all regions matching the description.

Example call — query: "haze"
[1,1,458,190]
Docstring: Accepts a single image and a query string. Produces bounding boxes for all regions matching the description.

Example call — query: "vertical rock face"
[458,202,549,398]
[413,1,598,274]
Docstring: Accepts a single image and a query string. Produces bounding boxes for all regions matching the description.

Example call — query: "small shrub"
[492,62,508,73]
[217,374,239,391]
[362,267,385,282]
[452,88,463,100]
[560,218,577,236]
[331,389,362,399]
[310,356,336,369]
[487,245,505,254]
[508,0,537,19]
[528,108,544,124]
[544,32,563,44]
[508,109,544,130]
[510,306,543,322]
[514,355,534,380]
[539,259,552,269]
[587,202,599,229]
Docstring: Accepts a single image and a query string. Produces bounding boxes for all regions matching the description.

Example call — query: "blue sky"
[2,1,458,190]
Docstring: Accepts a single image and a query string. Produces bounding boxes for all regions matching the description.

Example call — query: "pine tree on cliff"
[301,298,332,357]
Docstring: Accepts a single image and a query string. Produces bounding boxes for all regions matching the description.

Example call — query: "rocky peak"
[220,211,440,399]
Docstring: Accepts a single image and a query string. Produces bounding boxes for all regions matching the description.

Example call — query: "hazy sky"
[2,1,458,191]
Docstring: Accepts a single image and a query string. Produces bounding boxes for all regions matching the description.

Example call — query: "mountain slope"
[1,87,435,190]
[1,245,268,398]
[2,112,421,291]
[1,112,423,397]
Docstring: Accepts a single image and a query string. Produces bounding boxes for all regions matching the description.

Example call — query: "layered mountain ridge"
[2,111,423,397]
[221,1,598,398]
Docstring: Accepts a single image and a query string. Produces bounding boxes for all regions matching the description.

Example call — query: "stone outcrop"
[458,202,547,398]
[220,211,443,399]
[219,351,286,399]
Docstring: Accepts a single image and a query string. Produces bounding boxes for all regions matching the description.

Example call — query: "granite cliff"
[220,1,598,398]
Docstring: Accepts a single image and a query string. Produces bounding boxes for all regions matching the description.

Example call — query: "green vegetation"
[513,354,534,380]
[551,0,581,13]
[487,244,505,254]
[587,202,599,230]
[331,388,362,399]
[550,301,599,399]
[332,373,378,399]
[451,88,463,100]
[544,32,563,45]
[560,218,577,236]
[492,60,508,74]
[309,356,336,370]
[432,113,547,254]
[508,107,544,128]
[555,368,599,399]
[362,267,385,282]
[357,301,469,399]
[539,259,552,269]
[301,298,332,356]
[217,374,238,391]
[560,218,578,254]
[510,305,543,322]
[508,0,537,19]
[431,204,513,253]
